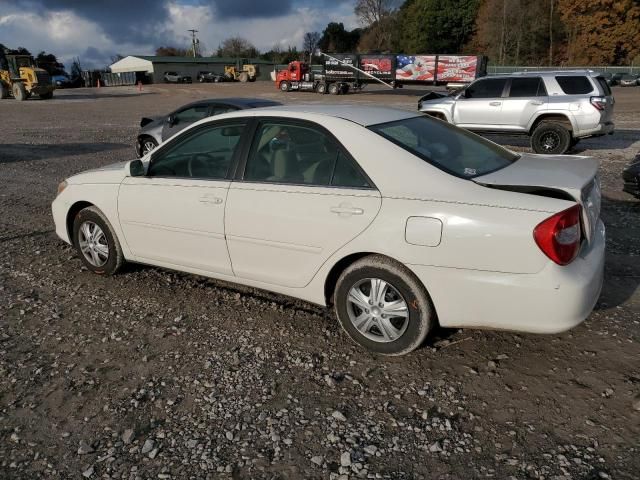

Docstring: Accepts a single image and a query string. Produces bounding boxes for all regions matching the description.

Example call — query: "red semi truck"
[275,54,487,94]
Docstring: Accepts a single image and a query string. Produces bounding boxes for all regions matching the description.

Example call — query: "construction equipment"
[224,59,258,83]
[0,50,55,101]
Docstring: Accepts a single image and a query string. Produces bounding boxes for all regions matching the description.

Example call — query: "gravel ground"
[1,82,638,480]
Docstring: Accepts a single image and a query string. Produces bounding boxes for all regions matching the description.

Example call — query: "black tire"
[334,255,435,356]
[72,206,125,275]
[316,83,326,94]
[340,84,350,94]
[239,72,249,83]
[12,82,27,101]
[531,122,572,155]
[40,91,53,100]
[138,136,158,157]
[0,82,8,99]
[328,83,340,95]
[279,81,290,92]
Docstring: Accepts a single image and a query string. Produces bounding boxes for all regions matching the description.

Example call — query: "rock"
[141,439,154,455]
[121,429,135,445]
[496,354,509,360]
[311,455,323,466]
[429,441,442,453]
[632,395,640,411]
[225,431,234,441]
[487,360,497,370]
[364,445,378,455]
[82,466,94,478]
[78,440,94,455]
[340,451,351,467]
[148,448,160,459]
[324,375,336,388]
[332,411,347,422]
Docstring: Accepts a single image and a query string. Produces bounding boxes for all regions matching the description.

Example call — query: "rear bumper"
[407,220,605,333]
[576,120,614,138]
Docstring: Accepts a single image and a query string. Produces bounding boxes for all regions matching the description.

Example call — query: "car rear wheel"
[72,206,125,275]
[334,255,435,356]
[316,83,326,94]
[531,122,571,155]
[328,83,340,95]
[12,82,27,101]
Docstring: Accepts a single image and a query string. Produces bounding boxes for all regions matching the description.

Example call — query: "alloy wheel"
[78,221,109,267]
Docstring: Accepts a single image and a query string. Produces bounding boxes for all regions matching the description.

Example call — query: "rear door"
[593,76,615,123]
[225,118,382,288]
[453,78,508,128]
[499,77,548,130]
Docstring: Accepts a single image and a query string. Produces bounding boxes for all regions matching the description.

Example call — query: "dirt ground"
[1,82,638,480]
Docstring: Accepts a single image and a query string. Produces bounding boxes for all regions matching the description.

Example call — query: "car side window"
[244,121,370,188]
[174,105,209,124]
[509,77,547,97]
[555,76,594,94]
[211,106,236,116]
[465,78,507,99]
[149,122,245,179]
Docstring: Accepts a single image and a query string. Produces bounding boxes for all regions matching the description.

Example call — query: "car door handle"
[530,100,544,105]
[331,206,364,215]
[489,101,502,106]
[198,195,223,205]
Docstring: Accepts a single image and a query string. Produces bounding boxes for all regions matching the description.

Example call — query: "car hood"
[418,95,456,109]
[474,153,601,243]
[68,161,130,184]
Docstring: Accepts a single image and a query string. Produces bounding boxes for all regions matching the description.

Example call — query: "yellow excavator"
[0,49,55,100]
[223,59,258,82]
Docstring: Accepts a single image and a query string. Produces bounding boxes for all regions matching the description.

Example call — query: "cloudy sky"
[0,0,358,69]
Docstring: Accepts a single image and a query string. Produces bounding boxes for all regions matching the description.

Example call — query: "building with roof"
[109,55,274,83]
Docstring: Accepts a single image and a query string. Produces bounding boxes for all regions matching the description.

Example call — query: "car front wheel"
[334,255,435,356]
[139,137,158,156]
[73,206,125,275]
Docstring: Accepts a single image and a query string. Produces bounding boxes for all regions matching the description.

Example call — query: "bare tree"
[354,0,397,26]
[303,31,321,62]
[216,36,259,58]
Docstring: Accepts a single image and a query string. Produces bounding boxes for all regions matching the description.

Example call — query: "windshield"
[369,116,519,178]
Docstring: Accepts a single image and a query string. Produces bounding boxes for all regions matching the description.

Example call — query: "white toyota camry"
[52,105,605,355]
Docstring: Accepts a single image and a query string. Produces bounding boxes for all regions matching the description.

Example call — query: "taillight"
[590,96,607,111]
[534,205,582,265]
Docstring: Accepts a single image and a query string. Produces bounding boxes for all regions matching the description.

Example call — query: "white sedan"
[52,105,605,355]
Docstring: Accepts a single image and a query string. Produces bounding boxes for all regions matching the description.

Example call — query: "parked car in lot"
[419,70,615,155]
[622,152,640,198]
[610,72,627,86]
[135,97,282,156]
[53,105,605,355]
[197,71,225,83]
[163,71,192,83]
[619,74,639,86]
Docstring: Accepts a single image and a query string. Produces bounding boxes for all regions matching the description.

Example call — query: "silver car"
[136,98,282,157]
[419,70,615,154]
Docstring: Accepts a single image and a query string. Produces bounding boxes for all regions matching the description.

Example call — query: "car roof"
[245,105,420,126]
[175,98,283,111]
[489,70,603,79]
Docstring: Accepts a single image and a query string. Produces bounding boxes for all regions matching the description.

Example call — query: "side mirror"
[128,159,145,177]
[166,115,176,126]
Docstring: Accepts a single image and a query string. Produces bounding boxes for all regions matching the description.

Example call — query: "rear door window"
[555,76,594,94]
[508,77,547,97]
[465,78,507,99]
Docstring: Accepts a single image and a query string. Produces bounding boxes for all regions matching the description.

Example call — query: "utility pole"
[188,29,200,58]
[549,0,554,66]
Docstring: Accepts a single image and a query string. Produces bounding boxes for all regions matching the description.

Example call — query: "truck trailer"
[275,54,487,94]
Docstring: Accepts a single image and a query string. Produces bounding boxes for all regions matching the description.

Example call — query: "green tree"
[318,22,362,53]
[35,51,66,75]
[395,0,480,53]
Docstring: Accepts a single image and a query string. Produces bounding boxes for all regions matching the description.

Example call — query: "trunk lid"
[474,153,601,243]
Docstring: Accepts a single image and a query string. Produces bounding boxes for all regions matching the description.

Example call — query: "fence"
[81,71,147,87]
[488,65,639,75]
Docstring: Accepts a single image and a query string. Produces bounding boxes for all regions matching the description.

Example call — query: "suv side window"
[509,77,547,97]
[465,78,507,99]
[149,122,245,179]
[244,121,370,188]
[555,76,594,94]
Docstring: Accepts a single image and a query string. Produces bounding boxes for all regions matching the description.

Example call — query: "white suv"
[418,70,615,155]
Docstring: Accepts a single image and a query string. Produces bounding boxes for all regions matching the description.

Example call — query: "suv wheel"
[531,122,571,155]
[334,255,435,356]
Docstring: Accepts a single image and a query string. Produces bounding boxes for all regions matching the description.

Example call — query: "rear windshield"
[555,75,594,94]
[369,116,519,179]
[248,101,281,108]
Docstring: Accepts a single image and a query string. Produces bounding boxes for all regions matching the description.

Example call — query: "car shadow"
[596,194,640,310]
[0,143,131,164]
[482,129,640,152]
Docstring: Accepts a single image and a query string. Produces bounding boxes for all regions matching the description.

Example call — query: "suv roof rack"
[510,69,597,76]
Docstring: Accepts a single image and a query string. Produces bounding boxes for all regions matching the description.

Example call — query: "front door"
[454,77,508,128]
[161,103,211,141]
[225,119,382,288]
[118,120,247,275]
